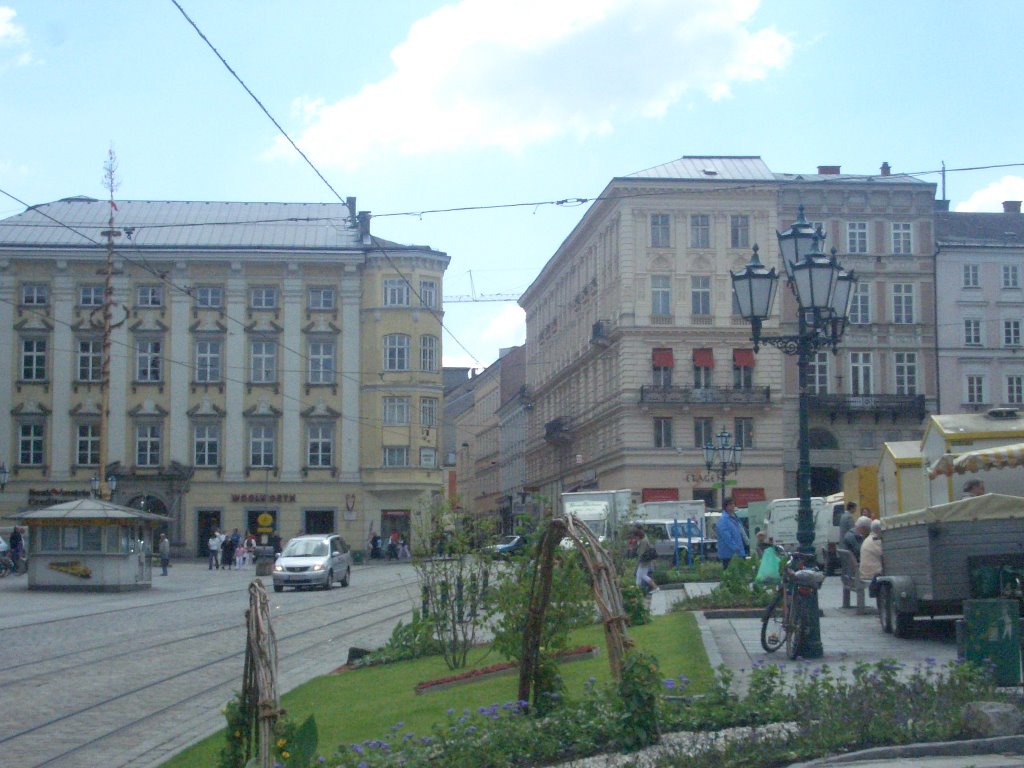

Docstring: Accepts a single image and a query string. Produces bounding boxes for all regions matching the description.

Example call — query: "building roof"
[625,156,775,181]
[924,409,1024,444]
[0,197,367,251]
[12,498,170,523]
[882,440,923,464]
[935,211,1024,246]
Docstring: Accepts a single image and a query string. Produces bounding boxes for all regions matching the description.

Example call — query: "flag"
[110,200,118,211]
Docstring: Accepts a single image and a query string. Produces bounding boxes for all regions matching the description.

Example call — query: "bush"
[352,608,439,668]
[671,557,773,610]
[651,559,723,584]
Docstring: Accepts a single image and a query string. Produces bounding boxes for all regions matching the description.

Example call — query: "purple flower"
[351,744,364,755]
[663,679,677,689]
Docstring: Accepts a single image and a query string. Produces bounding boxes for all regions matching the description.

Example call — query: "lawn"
[160,610,710,767]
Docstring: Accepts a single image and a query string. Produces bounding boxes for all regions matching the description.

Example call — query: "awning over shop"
[733,348,755,367]
[927,442,1024,479]
[732,488,766,507]
[693,348,715,368]
[652,348,674,368]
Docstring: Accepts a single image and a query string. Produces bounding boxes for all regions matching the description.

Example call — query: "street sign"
[711,480,739,489]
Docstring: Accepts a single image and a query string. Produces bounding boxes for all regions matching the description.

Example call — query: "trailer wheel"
[878,586,892,634]
[888,596,913,638]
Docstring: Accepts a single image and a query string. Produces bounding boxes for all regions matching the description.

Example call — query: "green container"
[352,550,364,564]
[961,599,1021,686]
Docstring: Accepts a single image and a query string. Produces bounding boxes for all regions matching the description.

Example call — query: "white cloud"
[274,0,790,169]
[0,6,31,69]
[956,176,1024,212]
[481,303,526,348]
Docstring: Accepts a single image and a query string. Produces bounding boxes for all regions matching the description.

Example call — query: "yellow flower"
[234,731,241,737]
[277,738,287,748]
[282,751,290,759]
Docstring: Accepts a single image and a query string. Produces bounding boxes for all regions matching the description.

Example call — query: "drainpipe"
[933,242,941,414]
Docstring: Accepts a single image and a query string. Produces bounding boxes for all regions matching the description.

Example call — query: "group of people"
[367,529,411,560]
[206,529,258,570]
[838,500,883,581]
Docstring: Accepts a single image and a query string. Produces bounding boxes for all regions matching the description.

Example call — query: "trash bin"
[956,599,1021,686]
[352,549,364,565]
[255,545,276,577]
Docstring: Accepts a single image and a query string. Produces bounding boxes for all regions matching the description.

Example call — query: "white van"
[764,497,828,568]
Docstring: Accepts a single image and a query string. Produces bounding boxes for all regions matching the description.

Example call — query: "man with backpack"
[633,526,659,595]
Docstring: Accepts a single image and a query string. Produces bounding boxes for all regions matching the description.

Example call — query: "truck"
[874,493,1024,638]
[560,489,633,543]
[763,496,829,568]
[631,500,712,560]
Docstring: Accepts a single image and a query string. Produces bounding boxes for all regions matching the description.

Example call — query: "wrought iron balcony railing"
[543,417,572,444]
[805,393,927,422]
[639,385,771,406]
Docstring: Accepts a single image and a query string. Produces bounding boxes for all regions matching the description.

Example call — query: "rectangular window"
[19,422,44,465]
[79,284,104,306]
[137,285,163,307]
[383,278,410,306]
[653,364,672,387]
[1004,264,1021,289]
[1008,375,1024,405]
[383,334,410,371]
[694,417,713,449]
[195,285,224,308]
[892,283,914,324]
[307,286,335,311]
[21,284,49,306]
[964,319,983,346]
[734,417,754,448]
[694,365,713,388]
[730,215,749,249]
[691,276,711,316]
[848,222,868,253]
[21,339,47,381]
[1005,320,1022,347]
[859,430,876,450]
[419,280,438,309]
[892,222,913,255]
[650,213,671,248]
[249,425,275,467]
[383,446,409,467]
[848,282,870,324]
[136,339,162,383]
[77,424,100,466]
[690,214,710,248]
[894,351,918,395]
[136,424,162,467]
[420,335,438,372]
[308,341,336,383]
[194,424,220,467]
[651,275,671,316]
[195,340,222,383]
[383,396,411,425]
[419,447,437,468]
[307,424,333,467]
[653,417,673,448]
[966,375,986,405]
[420,397,438,427]
[808,351,829,394]
[250,286,278,309]
[250,340,277,383]
[78,339,102,382]
[850,352,873,396]
[733,363,753,389]
[963,264,980,288]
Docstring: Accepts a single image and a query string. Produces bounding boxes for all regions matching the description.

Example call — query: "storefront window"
[82,525,103,552]
[41,526,60,551]
[106,526,121,552]
[62,527,81,550]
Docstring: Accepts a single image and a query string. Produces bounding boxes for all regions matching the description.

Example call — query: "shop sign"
[230,493,296,503]
[28,489,91,507]
[684,472,716,484]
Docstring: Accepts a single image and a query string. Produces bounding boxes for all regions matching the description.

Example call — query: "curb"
[787,735,1024,767]
[693,609,725,670]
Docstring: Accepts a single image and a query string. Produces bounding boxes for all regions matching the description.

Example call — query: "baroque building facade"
[0,196,448,556]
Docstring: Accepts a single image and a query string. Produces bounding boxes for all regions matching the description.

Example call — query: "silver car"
[272,534,352,592]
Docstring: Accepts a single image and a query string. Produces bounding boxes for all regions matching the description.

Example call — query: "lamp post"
[702,429,742,508]
[731,207,856,660]
[0,462,9,492]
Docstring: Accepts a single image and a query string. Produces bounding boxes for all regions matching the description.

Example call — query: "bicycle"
[760,544,826,659]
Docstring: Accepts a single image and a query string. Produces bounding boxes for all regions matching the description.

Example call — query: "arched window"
[808,428,838,450]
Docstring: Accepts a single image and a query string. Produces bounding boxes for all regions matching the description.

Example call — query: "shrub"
[671,557,773,610]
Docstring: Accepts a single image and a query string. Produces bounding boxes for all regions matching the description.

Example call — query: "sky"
[2,0,1023,370]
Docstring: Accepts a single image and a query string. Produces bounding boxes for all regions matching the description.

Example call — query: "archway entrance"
[127,495,170,541]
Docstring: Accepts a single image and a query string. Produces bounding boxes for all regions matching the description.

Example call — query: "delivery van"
[764,497,828,568]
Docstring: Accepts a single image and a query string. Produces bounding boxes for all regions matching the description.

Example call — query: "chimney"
[817,165,841,175]
[358,210,371,243]
[346,196,357,222]
[880,162,891,177]
[1003,201,1022,214]
[934,199,950,212]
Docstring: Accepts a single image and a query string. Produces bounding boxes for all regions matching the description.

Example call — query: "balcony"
[591,320,612,347]
[805,394,927,423]
[639,385,771,406]
[544,417,572,445]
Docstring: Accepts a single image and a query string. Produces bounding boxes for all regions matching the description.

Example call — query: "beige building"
[0,196,448,556]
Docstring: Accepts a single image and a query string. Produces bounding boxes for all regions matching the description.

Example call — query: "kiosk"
[15,499,167,592]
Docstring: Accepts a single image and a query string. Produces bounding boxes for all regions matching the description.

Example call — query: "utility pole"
[98,149,123,502]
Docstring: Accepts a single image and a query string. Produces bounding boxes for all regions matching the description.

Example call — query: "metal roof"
[12,498,170,522]
[0,198,365,251]
[936,211,1024,246]
[625,156,775,181]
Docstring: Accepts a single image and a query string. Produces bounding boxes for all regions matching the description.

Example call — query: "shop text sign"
[230,493,296,504]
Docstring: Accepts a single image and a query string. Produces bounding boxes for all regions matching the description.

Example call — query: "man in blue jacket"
[717,498,747,570]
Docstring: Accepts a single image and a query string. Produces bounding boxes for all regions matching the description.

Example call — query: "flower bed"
[414,645,599,694]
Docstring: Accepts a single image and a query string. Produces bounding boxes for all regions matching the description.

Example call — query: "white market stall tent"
[928,442,1024,479]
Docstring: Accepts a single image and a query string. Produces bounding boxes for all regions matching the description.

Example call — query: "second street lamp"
[730,208,856,660]
[702,429,742,508]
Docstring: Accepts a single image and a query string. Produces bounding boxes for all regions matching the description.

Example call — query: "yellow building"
[0,197,448,556]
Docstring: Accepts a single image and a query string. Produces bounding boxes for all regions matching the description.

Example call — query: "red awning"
[693,348,715,368]
[642,488,680,502]
[733,348,756,367]
[731,488,766,507]
[652,348,674,368]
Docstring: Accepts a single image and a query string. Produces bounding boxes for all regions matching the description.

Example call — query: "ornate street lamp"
[90,475,101,498]
[702,429,742,508]
[730,210,857,660]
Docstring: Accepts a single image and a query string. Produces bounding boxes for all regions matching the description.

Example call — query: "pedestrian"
[716,498,747,571]
[244,533,256,567]
[839,501,857,542]
[842,516,872,561]
[221,532,235,570]
[633,526,659,595]
[232,528,245,569]
[398,537,411,560]
[158,533,170,576]
[386,531,399,561]
[207,530,222,570]
[270,532,282,556]
[859,519,883,581]
[9,525,24,574]
[962,478,986,498]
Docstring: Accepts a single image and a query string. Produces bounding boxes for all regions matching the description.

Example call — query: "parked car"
[272,534,352,592]
[0,535,8,554]
[484,534,526,556]
[625,519,712,561]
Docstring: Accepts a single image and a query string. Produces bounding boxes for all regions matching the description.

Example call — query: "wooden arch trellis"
[517,513,633,707]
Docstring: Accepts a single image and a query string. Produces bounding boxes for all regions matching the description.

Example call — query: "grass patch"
[159,612,709,768]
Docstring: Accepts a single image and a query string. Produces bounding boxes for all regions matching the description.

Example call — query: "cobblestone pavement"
[0,560,421,768]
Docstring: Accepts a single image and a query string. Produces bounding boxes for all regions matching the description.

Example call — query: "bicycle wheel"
[0,560,9,578]
[760,590,787,653]
[786,596,804,660]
